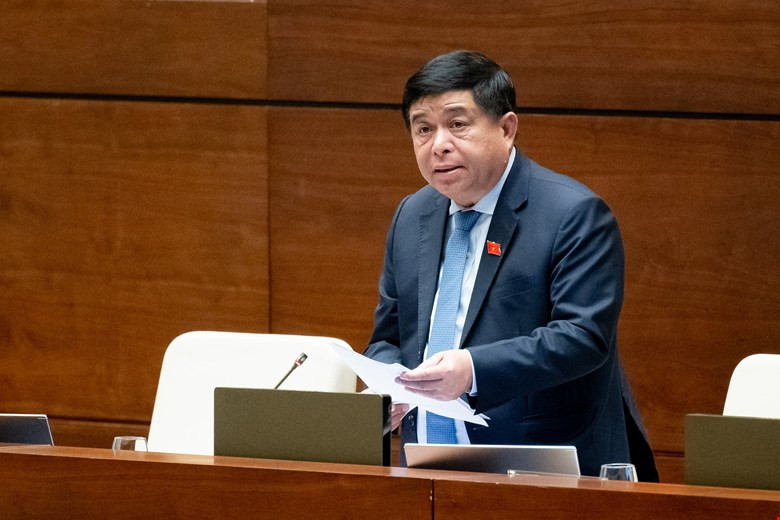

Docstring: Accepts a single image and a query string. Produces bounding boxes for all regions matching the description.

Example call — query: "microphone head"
[295,352,308,367]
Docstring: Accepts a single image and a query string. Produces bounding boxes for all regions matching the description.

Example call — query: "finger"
[400,353,451,381]
[390,403,410,430]
[391,409,408,424]
[397,368,444,382]
[399,354,442,380]
[397,378,437,391]
[391,403,410,415]
[404,386,448,400]
[415,352,446,371]
[417,352,444,368]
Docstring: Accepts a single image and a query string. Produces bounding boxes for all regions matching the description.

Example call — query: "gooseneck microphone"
[273,352,308,389]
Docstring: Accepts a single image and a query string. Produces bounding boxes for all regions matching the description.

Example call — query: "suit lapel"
[417,193,449,362]
[461,153,531,346]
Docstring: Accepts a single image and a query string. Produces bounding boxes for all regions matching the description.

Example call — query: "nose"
[431,129,452,156]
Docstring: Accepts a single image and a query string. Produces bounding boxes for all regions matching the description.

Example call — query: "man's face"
[408,89,517,207]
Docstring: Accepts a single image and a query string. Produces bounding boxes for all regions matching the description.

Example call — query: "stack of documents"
[329,341,488,426]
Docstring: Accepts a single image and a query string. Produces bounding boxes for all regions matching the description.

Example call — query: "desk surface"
[1,445,778,519]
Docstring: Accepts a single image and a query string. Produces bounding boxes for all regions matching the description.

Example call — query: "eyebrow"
[409,111,429,125]
[409,104,471,125]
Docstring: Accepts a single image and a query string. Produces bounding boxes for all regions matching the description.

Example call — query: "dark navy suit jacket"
[364,150,658,480]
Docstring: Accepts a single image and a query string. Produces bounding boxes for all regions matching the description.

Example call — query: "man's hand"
[362,389,410,431]
[390,403,410,431]
[396,350,473,400]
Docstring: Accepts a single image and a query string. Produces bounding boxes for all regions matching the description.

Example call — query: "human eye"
[414,124,433,141]
[450,119,469,132]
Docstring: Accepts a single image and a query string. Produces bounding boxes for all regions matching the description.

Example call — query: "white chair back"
[722,353,780,419]
[147,331,357,455]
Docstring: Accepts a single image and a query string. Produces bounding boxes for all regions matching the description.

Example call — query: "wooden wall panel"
[0,0,267,98]
[48,418,149,449]
[0,98,269,423]
[268,107,420,349]
[268,0,780,113]
[655,454,685,486]
[269,107,780,463]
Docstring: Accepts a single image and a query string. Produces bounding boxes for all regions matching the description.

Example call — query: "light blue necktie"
[426,210,481,444]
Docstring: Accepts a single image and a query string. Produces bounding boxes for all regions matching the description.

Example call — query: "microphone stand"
[273,352,308,389]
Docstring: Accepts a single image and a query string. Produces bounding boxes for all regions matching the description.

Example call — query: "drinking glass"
[599,463,638,481]
[112,436,148,452]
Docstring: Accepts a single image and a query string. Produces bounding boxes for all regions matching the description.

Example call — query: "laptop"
[405,443,580,475]
[0,413,54,445]
[214,388,391,466]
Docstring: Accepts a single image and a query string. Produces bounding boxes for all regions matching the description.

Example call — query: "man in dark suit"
[363,50,658,480]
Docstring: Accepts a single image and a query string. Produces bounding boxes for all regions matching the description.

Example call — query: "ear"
[499,111,518,144]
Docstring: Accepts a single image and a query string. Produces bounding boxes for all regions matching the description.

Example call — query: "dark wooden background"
[1,0,778,483]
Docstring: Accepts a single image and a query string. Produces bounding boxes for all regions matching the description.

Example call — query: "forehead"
[409,90,483,121]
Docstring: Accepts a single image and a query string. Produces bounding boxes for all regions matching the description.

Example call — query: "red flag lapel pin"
[487,240,501,256]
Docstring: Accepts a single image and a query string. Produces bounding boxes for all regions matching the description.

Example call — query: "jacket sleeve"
[362,196,409,365]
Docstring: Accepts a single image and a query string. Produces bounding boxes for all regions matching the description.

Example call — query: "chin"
[431,184,459,200]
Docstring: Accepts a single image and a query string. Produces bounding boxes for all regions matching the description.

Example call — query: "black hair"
[402,50,516,129]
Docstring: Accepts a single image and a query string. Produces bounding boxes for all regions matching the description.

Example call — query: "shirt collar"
[449,147,516,216]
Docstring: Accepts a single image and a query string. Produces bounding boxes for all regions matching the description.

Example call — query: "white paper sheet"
[329,341,489,426]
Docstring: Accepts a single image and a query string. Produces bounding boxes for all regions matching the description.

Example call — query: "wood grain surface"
[48,418,149,450]
[0,0,268,98]
[1,446,777,519]
[654,453,685,486]
[434,476,780,520]
[0,446,433,520]
[268,0,780,113]
[268,106,420,348]
[0,98,269,422]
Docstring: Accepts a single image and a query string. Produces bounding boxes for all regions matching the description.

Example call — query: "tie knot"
[454,210,480,232]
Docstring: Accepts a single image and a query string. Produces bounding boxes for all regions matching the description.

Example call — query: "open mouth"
[434,166,461,174]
